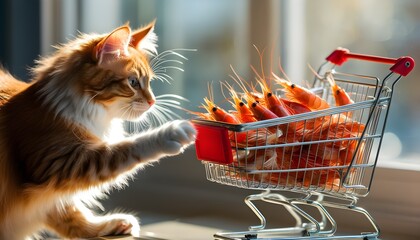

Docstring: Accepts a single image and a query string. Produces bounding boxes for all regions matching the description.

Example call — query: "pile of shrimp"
[192,61,365,190]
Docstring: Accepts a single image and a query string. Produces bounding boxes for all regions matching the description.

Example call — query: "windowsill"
[377,158,420,171]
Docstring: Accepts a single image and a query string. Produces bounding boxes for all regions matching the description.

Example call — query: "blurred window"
[40,0,420,169]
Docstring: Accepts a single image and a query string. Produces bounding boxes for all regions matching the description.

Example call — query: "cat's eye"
[128,76,141,89]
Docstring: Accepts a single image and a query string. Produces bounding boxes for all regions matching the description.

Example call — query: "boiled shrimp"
[250,47,293,118]
[200,96,268,146]
[257,76,308,133]
[230,66,279,122]
[245,96,279,121]
[199,83,241,124]
[273,73,330,111]
[222,81,257,123]
[326,73,356,120]
[339,140,366,166]
[232,148,279,184]
[201,97,240,124]
[221,82,280,147]
[281,98,312,114]
[308,64,354,107]
[255,76,292,118]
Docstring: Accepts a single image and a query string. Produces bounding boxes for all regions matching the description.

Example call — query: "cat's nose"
[148,99,155,106]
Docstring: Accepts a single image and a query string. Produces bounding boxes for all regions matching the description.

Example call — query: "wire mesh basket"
[193,48,414,239]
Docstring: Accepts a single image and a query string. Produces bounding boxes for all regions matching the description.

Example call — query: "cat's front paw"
[158,120,196,155]
[98,214,140,237]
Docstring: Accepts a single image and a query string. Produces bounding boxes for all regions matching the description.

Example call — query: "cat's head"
[91,22,159,121]
[37,21,159,123]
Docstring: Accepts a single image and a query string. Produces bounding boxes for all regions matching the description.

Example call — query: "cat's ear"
[131,20,157,55]
[94,25,132,65]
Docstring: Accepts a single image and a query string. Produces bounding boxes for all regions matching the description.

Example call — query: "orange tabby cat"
[0,21,196,239]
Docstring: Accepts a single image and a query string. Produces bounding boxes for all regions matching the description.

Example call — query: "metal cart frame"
[193,48,414,239]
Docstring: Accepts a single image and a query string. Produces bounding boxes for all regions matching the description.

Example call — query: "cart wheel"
[243,234,258,240]
[302,229,310,237]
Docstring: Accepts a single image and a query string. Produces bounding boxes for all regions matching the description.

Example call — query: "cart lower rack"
[193,48,414,239]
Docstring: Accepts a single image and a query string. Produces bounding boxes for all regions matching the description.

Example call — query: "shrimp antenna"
[307,63,336,88]
[269,38,278,80]
[250,64,264,83]
[250,64,271,94]
[253,44,267,82]
[207,81,215,103]
[325,71,336,87]
[221,81,240,109]
[250,46,273,94]
[272,72,288,85]
[220,81,232,102]
[307,63,323,80]
[229,65,251,94]
[277,56,291,82]
[220,81,228,100]
[250,65,263,81]
[227,81,242,101]
[249,81,260,94]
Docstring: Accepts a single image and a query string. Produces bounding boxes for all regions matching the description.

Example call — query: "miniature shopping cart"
[193,48,415,239]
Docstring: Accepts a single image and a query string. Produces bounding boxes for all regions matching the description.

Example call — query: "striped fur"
[0,22,195,239]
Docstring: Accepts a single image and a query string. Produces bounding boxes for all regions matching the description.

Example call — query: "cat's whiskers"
[119,102,151,122]
[151,105,179,124]
[150,49,195,83]
[135,94,187,132]
[150,49,188,68]
[119,105,134,120]
[152,59,184,73]
[153,72,174,84]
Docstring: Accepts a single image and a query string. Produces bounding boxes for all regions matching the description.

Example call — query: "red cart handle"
[326,48,415,76]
